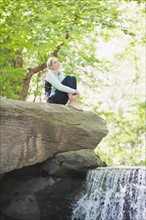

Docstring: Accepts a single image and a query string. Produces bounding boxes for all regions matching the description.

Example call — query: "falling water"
[71,167,146,220]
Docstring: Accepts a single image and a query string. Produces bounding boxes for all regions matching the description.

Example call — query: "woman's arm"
[46,71,76,94]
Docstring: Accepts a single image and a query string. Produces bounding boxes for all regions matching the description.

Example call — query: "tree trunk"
[19,75,32,101]
[11,50,23,68]
[19,63,47,101]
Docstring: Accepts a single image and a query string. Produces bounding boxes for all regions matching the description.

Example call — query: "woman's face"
[51,57,60,71]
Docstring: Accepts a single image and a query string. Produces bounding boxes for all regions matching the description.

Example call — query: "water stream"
[71,167,146,220]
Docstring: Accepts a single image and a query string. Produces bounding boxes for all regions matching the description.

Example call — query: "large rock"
[0,96,108,174]
[43,149,107,177]
[0,176,84,220]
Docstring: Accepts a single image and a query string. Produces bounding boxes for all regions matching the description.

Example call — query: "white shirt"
[46,70,76,96]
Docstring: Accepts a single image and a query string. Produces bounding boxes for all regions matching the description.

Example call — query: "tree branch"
[52,32,69,57]
[26,62,47,77]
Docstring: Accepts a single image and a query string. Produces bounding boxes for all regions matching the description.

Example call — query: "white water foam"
[71,167,146,220]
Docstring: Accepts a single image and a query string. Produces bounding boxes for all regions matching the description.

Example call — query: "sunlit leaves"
[0,67,25,99]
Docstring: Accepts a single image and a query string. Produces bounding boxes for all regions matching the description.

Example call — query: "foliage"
[0,0,131,98]
[95,100,145,166]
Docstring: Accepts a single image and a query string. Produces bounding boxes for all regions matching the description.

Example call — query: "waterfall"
[71,167,146,220]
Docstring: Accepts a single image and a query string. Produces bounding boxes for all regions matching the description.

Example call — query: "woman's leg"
[49,75,77,105]
[63,76,82,111]
[62,75,77,89]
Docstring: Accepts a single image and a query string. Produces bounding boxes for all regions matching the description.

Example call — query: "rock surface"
[0,96,108,174]
[0,175,84,220]
[43,149,107,177]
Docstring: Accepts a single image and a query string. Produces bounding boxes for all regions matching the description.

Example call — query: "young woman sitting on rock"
[45,56,82,111]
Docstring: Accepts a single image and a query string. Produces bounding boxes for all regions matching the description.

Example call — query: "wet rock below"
[0,175,84,220]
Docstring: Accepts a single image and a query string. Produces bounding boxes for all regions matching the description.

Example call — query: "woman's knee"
[71,75,76,81]
[62,75,77,89]
[65,75,76,80]
[64,75,77,84]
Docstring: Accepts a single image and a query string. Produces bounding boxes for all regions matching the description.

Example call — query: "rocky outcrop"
[0,96,108,174]
[43,149,107,178]
[0,175,84,220]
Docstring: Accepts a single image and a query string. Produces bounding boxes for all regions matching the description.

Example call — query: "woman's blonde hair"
[47,57,55,69]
